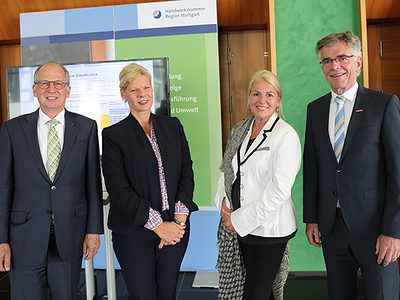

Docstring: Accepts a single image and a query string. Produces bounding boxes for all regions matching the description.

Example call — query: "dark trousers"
[238,239,287,300]
[113,225,189,300]
[10,233,82,300]
[321,215,400,300]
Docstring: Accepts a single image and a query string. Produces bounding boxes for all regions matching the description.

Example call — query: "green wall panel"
[275,0,360,271]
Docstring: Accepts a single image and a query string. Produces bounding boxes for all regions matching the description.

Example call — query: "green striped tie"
[47,119,61,182]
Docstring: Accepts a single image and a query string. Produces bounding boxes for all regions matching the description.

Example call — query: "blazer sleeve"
[174,119,198,212]
[85,120,104,234]
[231,128,302,236]
[0,123,13,244]
[380,95,400,238]
[102,128,151,226]
[303,103,319,224]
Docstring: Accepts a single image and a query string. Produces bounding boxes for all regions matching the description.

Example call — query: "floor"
[0,270,367,299]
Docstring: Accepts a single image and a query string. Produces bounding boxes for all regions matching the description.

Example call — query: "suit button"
[240,196,244,201]
[51,186,57,190]
[333,191,338,197]
[240,172,244,176]
[240,184,244,189]
[47,209,53,214]
[336,169,341,173]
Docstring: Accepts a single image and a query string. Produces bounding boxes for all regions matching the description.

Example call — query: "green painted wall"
[274,0,360,271]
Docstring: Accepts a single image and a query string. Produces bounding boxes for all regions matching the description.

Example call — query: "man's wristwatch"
[173,219,186,226]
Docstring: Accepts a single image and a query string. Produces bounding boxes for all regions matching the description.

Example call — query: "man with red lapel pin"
[304,31,400,300]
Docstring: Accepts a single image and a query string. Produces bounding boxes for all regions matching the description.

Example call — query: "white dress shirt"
[328,82,359,148]
[37,109,65,173]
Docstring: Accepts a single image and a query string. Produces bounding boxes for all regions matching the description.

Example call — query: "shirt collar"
[38,109,65,127]
[330,82,359,104]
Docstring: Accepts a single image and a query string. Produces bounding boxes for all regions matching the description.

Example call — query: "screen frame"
[6,57,171,121]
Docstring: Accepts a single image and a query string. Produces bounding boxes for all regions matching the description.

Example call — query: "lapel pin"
[355,109,363,113]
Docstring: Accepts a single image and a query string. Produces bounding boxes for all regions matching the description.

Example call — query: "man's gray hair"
[315,31,362,61]
[33,62,70,84]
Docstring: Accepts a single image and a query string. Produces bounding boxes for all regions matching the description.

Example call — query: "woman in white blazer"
[215,70,301,300]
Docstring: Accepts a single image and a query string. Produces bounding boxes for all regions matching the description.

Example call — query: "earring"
[275,107,280,113]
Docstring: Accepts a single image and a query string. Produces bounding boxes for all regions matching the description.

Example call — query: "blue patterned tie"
[47,119,61,182]
[334,96,346,162]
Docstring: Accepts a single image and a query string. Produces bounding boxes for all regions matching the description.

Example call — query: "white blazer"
[214,114,302,238]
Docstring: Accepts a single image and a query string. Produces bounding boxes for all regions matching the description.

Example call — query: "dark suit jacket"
[303,86,400,239]
[102,113,198,236]
[0,109,103,267]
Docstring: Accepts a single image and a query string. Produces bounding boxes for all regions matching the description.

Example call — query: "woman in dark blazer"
[102,63,198,300]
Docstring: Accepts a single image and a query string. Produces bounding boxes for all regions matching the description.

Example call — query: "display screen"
[6,58,170,129]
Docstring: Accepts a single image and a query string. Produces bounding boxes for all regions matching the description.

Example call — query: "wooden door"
[367,23,400,97]
[218,29,269,151]
[380,24,400,97]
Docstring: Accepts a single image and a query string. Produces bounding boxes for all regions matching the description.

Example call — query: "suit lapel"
[53,110,78,182]
[147,114,162,157]
[239,115,278,166]
[22,110,50,181]
[341,86,368,161]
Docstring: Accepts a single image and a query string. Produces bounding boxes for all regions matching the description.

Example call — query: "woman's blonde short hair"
[247,70,284,118]
[119,63,152,90]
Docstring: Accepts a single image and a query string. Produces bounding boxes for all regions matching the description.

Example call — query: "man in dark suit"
[303,31,400,300]
[0,62,103,299]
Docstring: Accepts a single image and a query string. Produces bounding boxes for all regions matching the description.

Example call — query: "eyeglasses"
[35,80,69,90]
[320,55,355,66]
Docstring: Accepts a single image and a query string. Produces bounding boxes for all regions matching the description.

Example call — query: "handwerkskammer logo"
[153,10,162,19]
